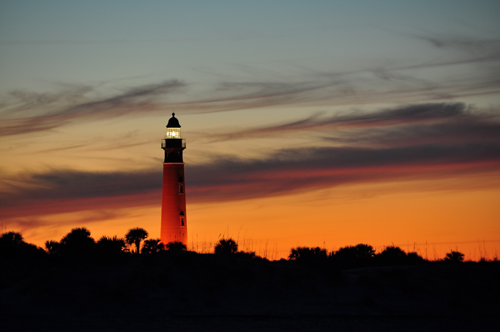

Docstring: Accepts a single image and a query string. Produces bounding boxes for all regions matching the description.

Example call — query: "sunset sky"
[1,0,499,260]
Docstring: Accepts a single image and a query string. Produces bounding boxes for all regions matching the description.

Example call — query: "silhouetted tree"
[215,238,238,254]
[59,227,96,256]
[444,251,464,263]
[353,244,375,259]
[166,241,187,251]
[331,246,356,261]
[45,240,60,255]
[1,231,23,245]
[334,244,375,259]
[142,239,164,254]
[125,228,148,254]
[289,247,327,263]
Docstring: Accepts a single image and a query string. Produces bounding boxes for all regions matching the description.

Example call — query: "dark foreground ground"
[1,252,499,331]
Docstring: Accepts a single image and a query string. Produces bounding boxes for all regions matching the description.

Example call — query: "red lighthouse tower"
[160,113,187,246]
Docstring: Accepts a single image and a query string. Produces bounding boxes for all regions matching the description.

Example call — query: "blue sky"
[2,0,499,95]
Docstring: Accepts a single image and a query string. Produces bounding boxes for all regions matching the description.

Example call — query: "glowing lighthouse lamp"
[160,113,187,247]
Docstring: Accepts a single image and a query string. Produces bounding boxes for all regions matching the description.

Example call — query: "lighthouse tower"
[160,113,187,246]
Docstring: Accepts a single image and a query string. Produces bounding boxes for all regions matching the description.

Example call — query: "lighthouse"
[160,113,187,246]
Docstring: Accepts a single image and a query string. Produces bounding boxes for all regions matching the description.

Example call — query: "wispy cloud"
[0,80,185,136]
[1,34,499,138]
[413,34,500,60]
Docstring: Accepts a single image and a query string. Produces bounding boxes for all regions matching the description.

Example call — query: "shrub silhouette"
[59,227,96,256]
[289,247,327,263]
[142,239,165,254]
[96,236,126,255]
[334,243,375,259]
[376,246,407,265]
[406,251,425,264]
[234,251,257,260]
[166,241,187,251]
[331,244,375,268]
[444,251,464,263]
[353,244,376,259]
[0,231,45,260]
[125,228,148,254]
[215,238,238,254]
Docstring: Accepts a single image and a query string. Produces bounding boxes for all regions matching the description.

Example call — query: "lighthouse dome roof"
[166,113,181,128]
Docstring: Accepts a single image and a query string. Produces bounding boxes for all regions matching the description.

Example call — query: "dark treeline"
[0,227,479,268]
[2,228,500,331]
[0,227,187,266]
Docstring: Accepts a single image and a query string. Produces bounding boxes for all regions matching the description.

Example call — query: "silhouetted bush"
[406,251,425,264]
[289,247,327,264]
[58,227,96,257]
[166,241,187,251]
[234,251,257,260]
[125,228,148,254]
[142,239,165,254]
[0,231,45,261]
[96,236,126,254]
[215,238,238,254]
[45,240,60,255]
[93,236,127,264]
[331,244,375,268]
[376,246,407,266]
[444,251,464,263]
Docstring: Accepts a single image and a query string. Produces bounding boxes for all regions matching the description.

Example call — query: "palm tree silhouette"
[445,251,464,263]
[125,228,148,254]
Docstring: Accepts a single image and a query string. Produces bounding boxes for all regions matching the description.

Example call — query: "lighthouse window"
[180,212,185,226]
[179,184,184,194]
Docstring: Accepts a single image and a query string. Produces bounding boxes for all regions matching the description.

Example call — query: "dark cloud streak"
[204,103,485,142]
[2,139,499,219]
